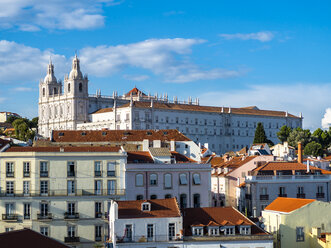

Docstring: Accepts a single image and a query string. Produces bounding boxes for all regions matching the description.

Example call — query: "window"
[125,225,132,241]
[136,195,143,200]
[209,227,219,236]
[68,83,70,92]
[95,180,102,195]
[24,203,31,219]
[317,186,324,194]
[40,162,48,177]
[193,227,203,236]
[147,224,154,240]
[168,223,175,240]
[165,194,172,199]
[40,181,48,195]
[95,225,102,241]
[67,162,75,177]
[150,195,157,199]
[68,225,76,238]
[261,187,267,195]
[6,162,14,177]
[23,162,30,177]
[240,226,251,235]
[179,173,187,185]
[40,202,49,217]
[107,162,116,177]
[5,228,14,232]
[225,227,235,235]
[180,194,187,209]
[5,203,15,216]
[136,174,144,187]
[164,174,172,189]
[79,83,83,92]
[40,227,49,236]
[279,187,286,196]
[298,186,304,194]
[193,174,201,185]
[142,203,151,211]
[42,88,45,96]
[193,194,200,208]
[67,181,75,195]
[296,227,304,242]
[67,203,76,215]
[95,202,102,218]
[107,180,116,195]
[150,174,157,185]
[6,181,14,195]
[23,181,30,195]
[94,161,102,177]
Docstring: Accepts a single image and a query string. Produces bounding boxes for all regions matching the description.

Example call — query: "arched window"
[42,88,45,96]
[193,193,200,208]
[136,195,143,200]
[165,194,172,199]
[68,83,71,93]
[150,174,157,185]
[54,87,58,95]
[135,174,144,187]
[79,83,83,92]
[150,195,157,199]
[193,173,201,185]
[180,194,187,209]
[164,173,172,189]
[179,173,187,185]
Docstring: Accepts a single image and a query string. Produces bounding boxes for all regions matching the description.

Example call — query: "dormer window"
[192,227,204,236]
[59,132,64,137]
[240,226,251,235]
[208,227,219,236]
[141,202,151,211]
[224,226,235,235]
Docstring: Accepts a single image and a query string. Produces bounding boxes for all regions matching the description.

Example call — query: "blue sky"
[0,0,331,129]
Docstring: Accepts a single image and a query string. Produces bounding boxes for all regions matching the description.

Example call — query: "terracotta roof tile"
[127,151,154,163]
[117,198,180,219]
[52,129,191,142]
[117,101,300,118]
[171,151,197,163]
[91,107,113,114]
[125,87,146,97]
[264,197,315,213]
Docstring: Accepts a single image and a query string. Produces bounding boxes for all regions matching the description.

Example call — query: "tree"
[304,141,323,157]
[253,122,268,144]
[277,125,291,143]
[30,117,39,129]
[287,127,311,148]
[312,128,330,150]
[5,115,19,124]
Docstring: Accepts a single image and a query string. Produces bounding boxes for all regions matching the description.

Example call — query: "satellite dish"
[220,227,225,231]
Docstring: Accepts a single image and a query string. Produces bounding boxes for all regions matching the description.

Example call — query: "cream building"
[262,197,331,248]
[38,58,303,155]
[0,146,126,247]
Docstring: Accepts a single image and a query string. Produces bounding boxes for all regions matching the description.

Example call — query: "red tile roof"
[264,197,315,213]
[91,107,113,114]
[171,151,197,163]
[117,101,300,118]
[5,146,121,153]
[0,228,70,248]
[127,151,154,163]
[183,207,268,236]
[117,198,181,219]
[52,129,191,142]
[125,87,147,97]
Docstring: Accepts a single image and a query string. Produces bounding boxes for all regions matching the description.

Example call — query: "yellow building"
[262,197,331,248]
[0,146,126,247]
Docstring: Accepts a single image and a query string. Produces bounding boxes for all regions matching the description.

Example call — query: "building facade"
[38,58,303,154]
[0,146,126,247]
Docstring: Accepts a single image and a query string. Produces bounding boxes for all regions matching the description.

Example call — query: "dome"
[44,63,57,84]
[69,54,83,80]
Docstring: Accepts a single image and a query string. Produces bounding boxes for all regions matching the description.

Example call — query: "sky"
[0,0,331,130]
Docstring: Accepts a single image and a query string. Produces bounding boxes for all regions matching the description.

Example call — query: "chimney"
[307,159,310,173]
[298,142,302,164]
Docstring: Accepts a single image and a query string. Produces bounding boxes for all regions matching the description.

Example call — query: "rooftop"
[4,146,121,153]
[264,197,315,213]
[117,198,181,219]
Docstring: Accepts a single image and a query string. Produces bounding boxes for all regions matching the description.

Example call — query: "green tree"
[312,128,330,150]
[277,125,292,143]
[6,115,19,124]
[253,122,268,144]
[30,117,39,129]
[287,127,311,148]
[304,141,323,157]
[12,119,25,137]
[17,122,29,141]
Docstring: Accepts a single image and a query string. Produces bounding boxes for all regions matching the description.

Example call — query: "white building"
[270,141,295,160]
[38,58,303,154]
[0,112,21,122]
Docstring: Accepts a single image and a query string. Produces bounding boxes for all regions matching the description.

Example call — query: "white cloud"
[123,74,150,81]
[322,108,331,129]
[0,40,67,83]
[0,0,117,30]
[220,31,274,42]
[12,87,35,92]
[199,83,331,130]
[79,38,241,83]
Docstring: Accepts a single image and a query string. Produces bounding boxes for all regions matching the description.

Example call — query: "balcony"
[259,195,269,201]
[6,172,14,178]
[117,235,182,243]
[0,189,125,197]
[67,171,75,177]
[64,212,79,219]
[2,214,19,221]
[94,171,102,177]
[37,213,53,220]
[23,171,30,177]
[64,237,80,243]
[246,175,331,182]
[40,171,48,177]
[297,193,306,199]
[107,171,115,177]
[278,194,287,197]
[316,193,325,198]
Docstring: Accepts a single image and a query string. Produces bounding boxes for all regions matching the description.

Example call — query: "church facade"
[38,56,302,154]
